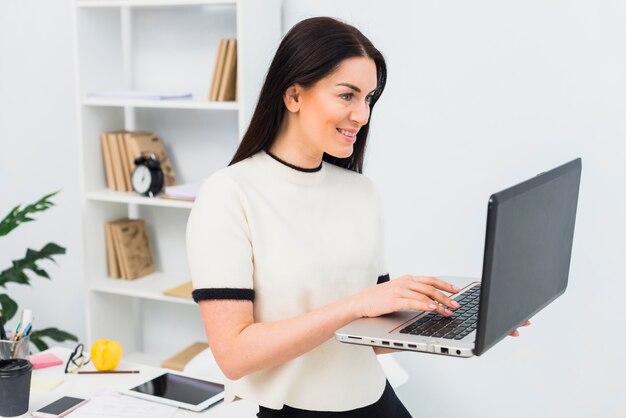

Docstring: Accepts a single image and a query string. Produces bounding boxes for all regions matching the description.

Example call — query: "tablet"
[121,372,224,411]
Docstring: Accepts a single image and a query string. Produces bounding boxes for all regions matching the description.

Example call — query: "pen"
[20,309,32,333]
[21,323,32,338]
[13,309,33,341]
[12,321,21,341]
[77,370,140,374]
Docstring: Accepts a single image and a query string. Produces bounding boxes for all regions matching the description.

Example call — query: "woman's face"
[290,56,378,159]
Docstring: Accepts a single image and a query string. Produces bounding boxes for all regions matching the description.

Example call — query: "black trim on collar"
[266,150,323,173]
[192,288,255,302]
[377,274,390,284]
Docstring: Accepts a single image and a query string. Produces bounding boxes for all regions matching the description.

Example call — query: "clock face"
[132,165,152,194]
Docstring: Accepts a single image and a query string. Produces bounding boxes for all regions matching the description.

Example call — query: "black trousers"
[256,381,412,418]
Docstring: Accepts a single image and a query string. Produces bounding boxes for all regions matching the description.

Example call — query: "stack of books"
[208,39,238,101]
[100,131,177,192]
[105,219,155,280]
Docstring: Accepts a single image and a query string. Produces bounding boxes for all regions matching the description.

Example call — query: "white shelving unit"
[73,0,282,363]
[82,97,240,111]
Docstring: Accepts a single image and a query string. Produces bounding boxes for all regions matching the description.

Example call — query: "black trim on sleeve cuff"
[377,274,390,284]
[192,288,255,303]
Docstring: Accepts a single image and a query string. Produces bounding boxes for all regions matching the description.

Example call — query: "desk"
[26,347,410,418]
[27,347,259,417]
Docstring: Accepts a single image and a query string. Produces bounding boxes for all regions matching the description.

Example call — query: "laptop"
[336,158,581,358]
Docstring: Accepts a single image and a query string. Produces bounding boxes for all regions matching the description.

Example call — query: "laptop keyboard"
[399,284,481,340]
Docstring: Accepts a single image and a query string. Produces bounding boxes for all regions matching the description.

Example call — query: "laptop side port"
[408,344,417,349]
[393,342,403,348]
[441,347,449,354]
[382,341,390,346]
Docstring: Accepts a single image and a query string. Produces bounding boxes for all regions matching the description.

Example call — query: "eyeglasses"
[65,343,91,374]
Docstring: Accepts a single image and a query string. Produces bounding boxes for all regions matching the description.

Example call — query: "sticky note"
[28,352,63,369]
[30,376,64,393]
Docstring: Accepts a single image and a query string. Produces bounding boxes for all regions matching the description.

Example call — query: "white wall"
[0,0,85,346]
[0,1,624,416]
[283,1,625,417]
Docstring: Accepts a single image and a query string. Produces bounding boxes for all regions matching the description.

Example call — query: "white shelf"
[77,0,237,8]
[82,98,239,111]
[91,272,196,305]
[86,189,194,209]
[77,0,282,358]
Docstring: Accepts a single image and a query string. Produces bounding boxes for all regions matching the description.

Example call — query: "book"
[87,90,193,100]
[116,132,132,191]
[162,342,209,371]
[125,132,177,188]
[208,39,228,101]
[218,39,238,101]
[162,281,193,299]
[105,222,120,278]
[107,131,126,191]
[111,221,130,279]
[100,133,115,190]
[108,219,155,280]
[122,131,143,191]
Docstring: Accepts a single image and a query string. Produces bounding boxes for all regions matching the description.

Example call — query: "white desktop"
[26,346,407,418]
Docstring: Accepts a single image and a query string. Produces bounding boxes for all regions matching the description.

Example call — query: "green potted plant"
[0,191,78,351]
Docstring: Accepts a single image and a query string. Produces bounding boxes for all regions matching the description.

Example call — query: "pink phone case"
[32,399,90,418]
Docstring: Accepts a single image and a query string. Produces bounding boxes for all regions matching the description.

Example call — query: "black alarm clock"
[131,155,164,197]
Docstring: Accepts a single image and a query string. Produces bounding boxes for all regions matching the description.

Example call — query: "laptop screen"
[474,158,581,355]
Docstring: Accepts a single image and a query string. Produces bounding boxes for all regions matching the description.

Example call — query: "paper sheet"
[163,182,202,200]
[30,376,65,392]
[68,390,177,418]
[87,91,193,100]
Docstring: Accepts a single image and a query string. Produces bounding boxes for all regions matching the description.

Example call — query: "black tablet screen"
[130,373,224,406]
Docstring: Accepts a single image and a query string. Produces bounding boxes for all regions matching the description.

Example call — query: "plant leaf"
[30,328,78,343]
[0,191,60,237]
[29,336,49,352]
[0,293,18,321]
[38,243,66,260]
[0,269,30,287]
[0,242,66,287]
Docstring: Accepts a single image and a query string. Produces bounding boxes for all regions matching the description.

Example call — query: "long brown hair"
[229,17,387,173]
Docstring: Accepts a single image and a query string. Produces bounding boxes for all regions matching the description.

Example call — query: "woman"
[187,17,525,417]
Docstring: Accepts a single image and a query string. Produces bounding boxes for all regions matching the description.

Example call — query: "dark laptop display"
[475,158,581,354]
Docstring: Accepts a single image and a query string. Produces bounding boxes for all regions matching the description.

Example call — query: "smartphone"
[32,396,89,418]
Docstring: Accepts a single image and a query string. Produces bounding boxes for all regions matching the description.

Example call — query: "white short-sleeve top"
[186,151,390,411]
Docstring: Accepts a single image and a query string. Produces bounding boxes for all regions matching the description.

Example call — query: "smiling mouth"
[337,128,357,137]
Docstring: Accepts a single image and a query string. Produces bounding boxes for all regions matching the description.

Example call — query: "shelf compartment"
[91,272,196,305]
[77,0,237,8]
[86,189,194,209]
[82,98,239,111]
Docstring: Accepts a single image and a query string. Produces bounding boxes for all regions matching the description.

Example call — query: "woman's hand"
[509,320,531,336]
[352,275,461,319]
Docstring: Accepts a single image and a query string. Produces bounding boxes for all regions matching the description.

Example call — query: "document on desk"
[69,390,177,418]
